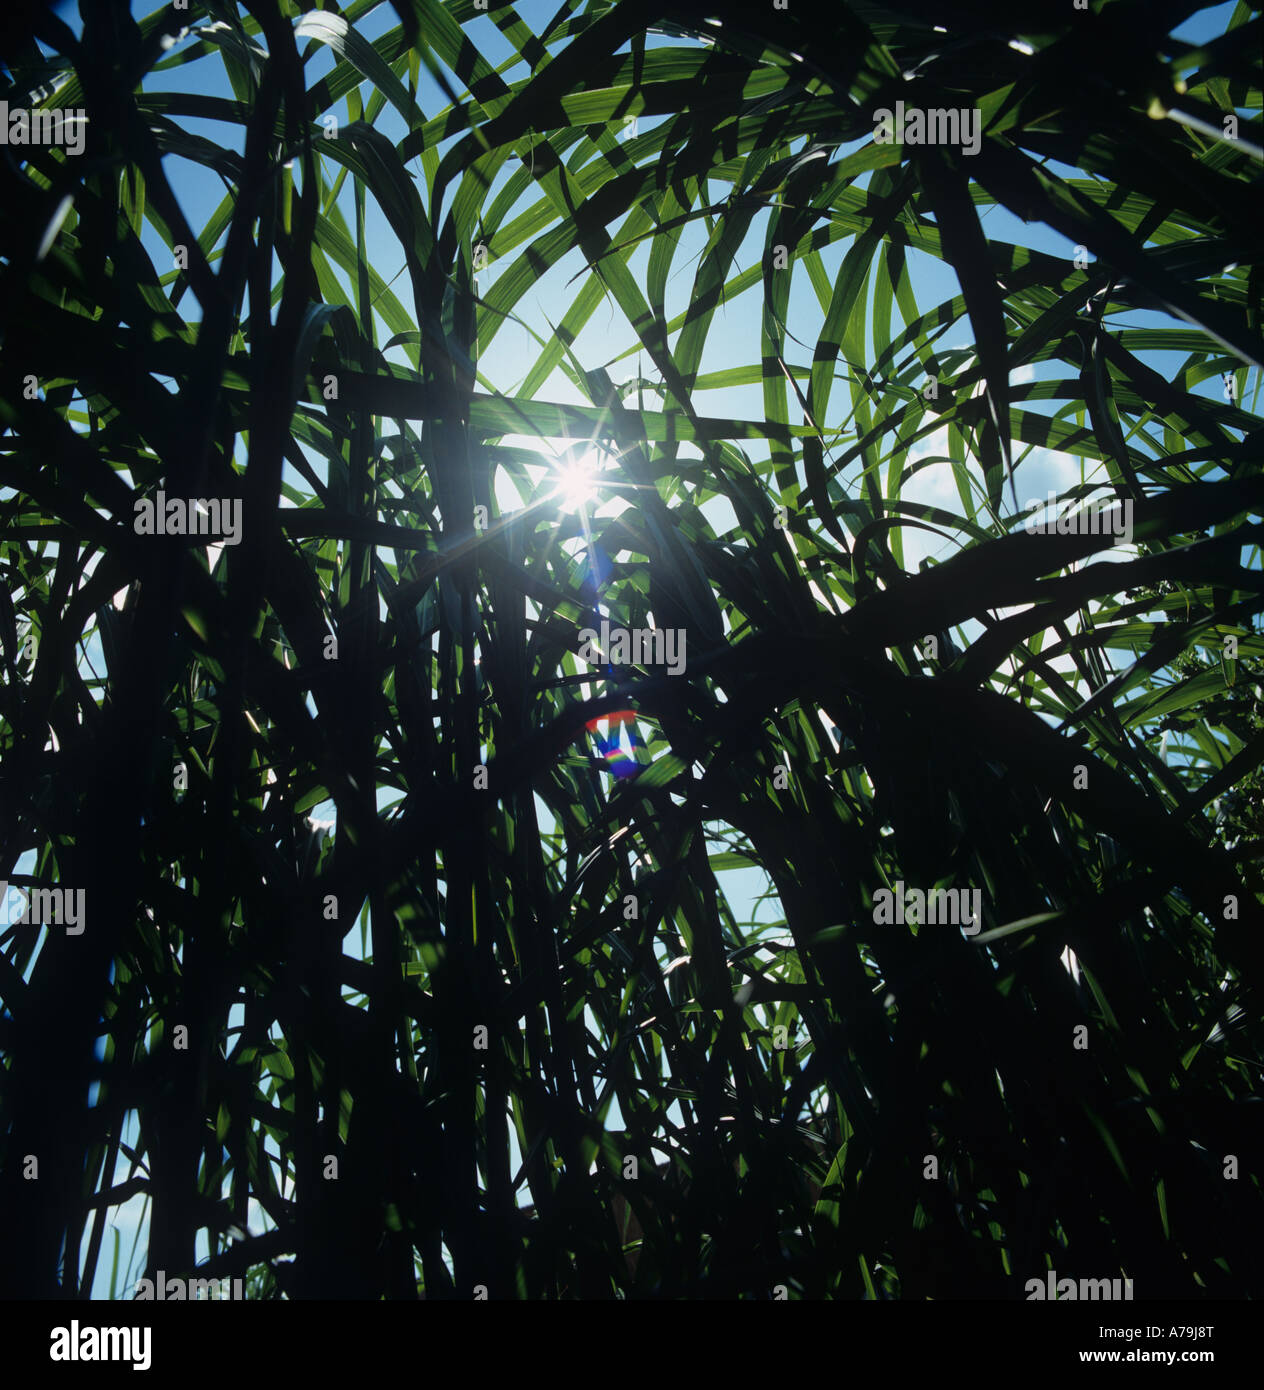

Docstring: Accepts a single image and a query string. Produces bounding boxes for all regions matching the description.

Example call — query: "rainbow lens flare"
[585,708,644,780]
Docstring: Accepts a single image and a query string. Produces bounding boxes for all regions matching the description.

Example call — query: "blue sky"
[2,0,1255,1296]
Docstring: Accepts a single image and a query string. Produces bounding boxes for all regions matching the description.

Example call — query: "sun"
[550,450,601,512]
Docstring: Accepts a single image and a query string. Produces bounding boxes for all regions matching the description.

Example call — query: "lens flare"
[585,709,644,780]
[552,452,600,511]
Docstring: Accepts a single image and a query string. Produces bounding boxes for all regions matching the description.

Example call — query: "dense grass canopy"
[0,0,1261,1300]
